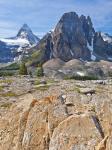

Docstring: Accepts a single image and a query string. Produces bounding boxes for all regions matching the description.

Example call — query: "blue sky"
[0,0,112,38]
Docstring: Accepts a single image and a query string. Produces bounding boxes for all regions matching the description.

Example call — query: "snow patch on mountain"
[91,54,96,61]
[101,33,112,43]
[87,38,96,61]
[87,39,93,52]
[70,49,74,56]
[108,57,112,61]
[77,71,85,76]
[0,38,30,46]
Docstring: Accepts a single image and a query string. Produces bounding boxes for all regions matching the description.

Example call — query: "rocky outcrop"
[43,58,112,78]
[0,89,112,150]
[0,95,68,150]
[0,76,112,150]
[49,114,102,150]
[79,88,96,95]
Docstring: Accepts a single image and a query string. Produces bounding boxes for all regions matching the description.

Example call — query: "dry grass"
[0,79,13,84]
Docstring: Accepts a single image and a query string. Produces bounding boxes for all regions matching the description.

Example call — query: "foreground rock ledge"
[0,95,112,150]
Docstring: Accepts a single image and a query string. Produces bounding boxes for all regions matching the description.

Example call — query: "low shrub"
[0,79,13,84]
[0,102,12,108]
[0,71,14,77]
[1,63,19,71]
[0,92,17,97]
[19,62,28,75]
[35,85,50,91]
[64,75,98,81]
[36,66,44,77]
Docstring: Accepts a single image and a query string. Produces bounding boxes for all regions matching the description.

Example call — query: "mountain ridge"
[33,11,112,64]
[0,12,112,64]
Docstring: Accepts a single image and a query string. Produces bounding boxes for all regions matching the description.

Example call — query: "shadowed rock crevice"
[92,115,105,138]
[17,99,38,150]
[96,136,109,150]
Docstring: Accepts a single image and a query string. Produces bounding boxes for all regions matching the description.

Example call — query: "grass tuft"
[0,102,12,108]
[0,91,17,97]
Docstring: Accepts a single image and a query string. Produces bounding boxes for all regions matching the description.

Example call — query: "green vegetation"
[1,63,19,71]
[90,105,96,112]
[0,91,17,97]
[64,75,98,81]
[31,51,42,59]
[0,86,4,91]
[74,87,80,93]
[19,62,28,75]
[0,71,14,76]
[0,63,19,77]
[36,66,44,77]
[108,71,112,77]
[35,84,50,91]
[0,102,12,108]
[26,50,44,66]
[0,79,13,84]
[34,79,41,85]
[47,79,57,84]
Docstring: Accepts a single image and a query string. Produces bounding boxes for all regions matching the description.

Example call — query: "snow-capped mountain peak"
[17,24,39,45]
[17,24,33,38]
[19,23,31,31]
[0,24,39,47]
[0,24,40,63]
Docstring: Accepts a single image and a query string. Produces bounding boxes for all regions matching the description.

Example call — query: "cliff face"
[51,12,94,61]
[94,32,112,60]
[34,12,112,63]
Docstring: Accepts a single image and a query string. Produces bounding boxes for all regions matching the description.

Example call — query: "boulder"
[79,88,96,95]
[49,113,102,150]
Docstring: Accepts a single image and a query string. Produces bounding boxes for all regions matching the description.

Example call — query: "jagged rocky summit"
[36,12,112,63]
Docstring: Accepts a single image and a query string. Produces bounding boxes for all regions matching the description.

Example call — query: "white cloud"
[0,0,112,38]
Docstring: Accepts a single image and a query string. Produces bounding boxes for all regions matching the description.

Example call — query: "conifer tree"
[19,62,28,75]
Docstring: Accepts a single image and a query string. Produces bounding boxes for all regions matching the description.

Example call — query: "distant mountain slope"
[94,32,112,61]
[0,24,39,63]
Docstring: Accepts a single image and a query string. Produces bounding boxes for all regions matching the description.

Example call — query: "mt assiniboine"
[0,12,112,63]
[0,24,39,63]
